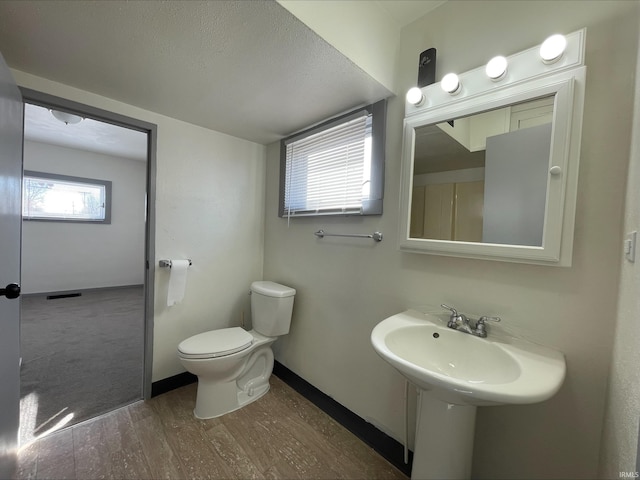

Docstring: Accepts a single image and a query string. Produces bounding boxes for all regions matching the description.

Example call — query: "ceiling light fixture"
[406,87,426,106]
[539,34,567,64]
[50,109,83,125]
[485,56,508,80]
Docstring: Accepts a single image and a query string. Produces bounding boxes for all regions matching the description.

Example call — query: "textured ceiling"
[0,0,393,146]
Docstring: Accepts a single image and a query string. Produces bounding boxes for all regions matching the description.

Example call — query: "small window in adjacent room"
[22,170,112,224]
[279,99,386,218]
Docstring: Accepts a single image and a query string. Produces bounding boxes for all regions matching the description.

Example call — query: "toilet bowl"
[178,281,295,419]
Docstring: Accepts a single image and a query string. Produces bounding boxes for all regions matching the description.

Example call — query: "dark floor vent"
[46,292,81,300]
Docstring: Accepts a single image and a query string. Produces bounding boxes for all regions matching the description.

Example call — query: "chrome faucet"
[441,304,501,338]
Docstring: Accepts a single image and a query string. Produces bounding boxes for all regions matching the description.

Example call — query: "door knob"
[0,283,21,299]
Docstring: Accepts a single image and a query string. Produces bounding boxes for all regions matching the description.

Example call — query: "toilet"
[177,280,296,419]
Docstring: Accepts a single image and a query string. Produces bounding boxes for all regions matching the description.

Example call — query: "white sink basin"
[371,309,566,406]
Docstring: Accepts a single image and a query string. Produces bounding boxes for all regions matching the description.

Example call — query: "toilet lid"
[178,327,253,359]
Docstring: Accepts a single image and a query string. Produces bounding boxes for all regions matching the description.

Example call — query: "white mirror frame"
[399,29,586,266]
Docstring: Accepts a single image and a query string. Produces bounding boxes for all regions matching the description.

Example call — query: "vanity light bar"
[405,29,584,115]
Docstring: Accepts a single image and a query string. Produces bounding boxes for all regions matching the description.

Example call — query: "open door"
[0,52,24,478]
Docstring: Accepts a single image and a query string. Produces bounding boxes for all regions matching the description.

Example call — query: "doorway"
[17,89,156,444]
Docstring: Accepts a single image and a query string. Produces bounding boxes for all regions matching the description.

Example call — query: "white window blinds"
[283,113,372,217]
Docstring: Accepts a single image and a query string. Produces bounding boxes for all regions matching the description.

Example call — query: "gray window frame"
[22,170,113,224]
[279,99,386,217]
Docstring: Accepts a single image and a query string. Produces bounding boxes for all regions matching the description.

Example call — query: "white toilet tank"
[250,281,296,337]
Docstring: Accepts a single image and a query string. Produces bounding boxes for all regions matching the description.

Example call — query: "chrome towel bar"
[159,259,192,268]
[314,230,383,242]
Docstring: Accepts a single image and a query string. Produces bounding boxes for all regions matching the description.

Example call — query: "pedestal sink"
[371,309,565,479]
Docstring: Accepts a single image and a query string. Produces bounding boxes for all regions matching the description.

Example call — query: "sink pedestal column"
[412,391,476,480]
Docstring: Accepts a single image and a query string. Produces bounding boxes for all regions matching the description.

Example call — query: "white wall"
[13,70,266,383]
[21,140,146,294]
[600,12,640,477]
[277,0,401,94]
[264,1,639,478]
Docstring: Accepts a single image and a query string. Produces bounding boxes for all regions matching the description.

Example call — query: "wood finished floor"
[14,376,408,480]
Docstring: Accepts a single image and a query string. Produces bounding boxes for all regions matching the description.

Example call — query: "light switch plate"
[625,231,637,262]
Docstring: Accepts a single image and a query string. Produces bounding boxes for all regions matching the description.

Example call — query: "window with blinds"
[279,100,386,218]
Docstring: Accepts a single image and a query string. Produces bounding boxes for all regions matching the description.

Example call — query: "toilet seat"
[178,327,253,359]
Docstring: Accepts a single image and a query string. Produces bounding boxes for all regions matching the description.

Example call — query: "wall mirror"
[399,29,586,266]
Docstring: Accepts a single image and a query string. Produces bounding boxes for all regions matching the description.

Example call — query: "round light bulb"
[441,73,461,95]
[540,34,567,64]
[406,87,425,106]
[485,56,508,80]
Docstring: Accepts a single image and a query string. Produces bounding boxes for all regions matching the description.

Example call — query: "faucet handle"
[442,304,467,329]
[474,316,501,338]
[441,304,459,316]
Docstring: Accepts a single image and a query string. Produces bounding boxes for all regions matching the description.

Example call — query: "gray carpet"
[20,286,144,437]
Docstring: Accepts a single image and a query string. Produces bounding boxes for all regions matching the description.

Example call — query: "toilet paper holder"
[159,259,192,268]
